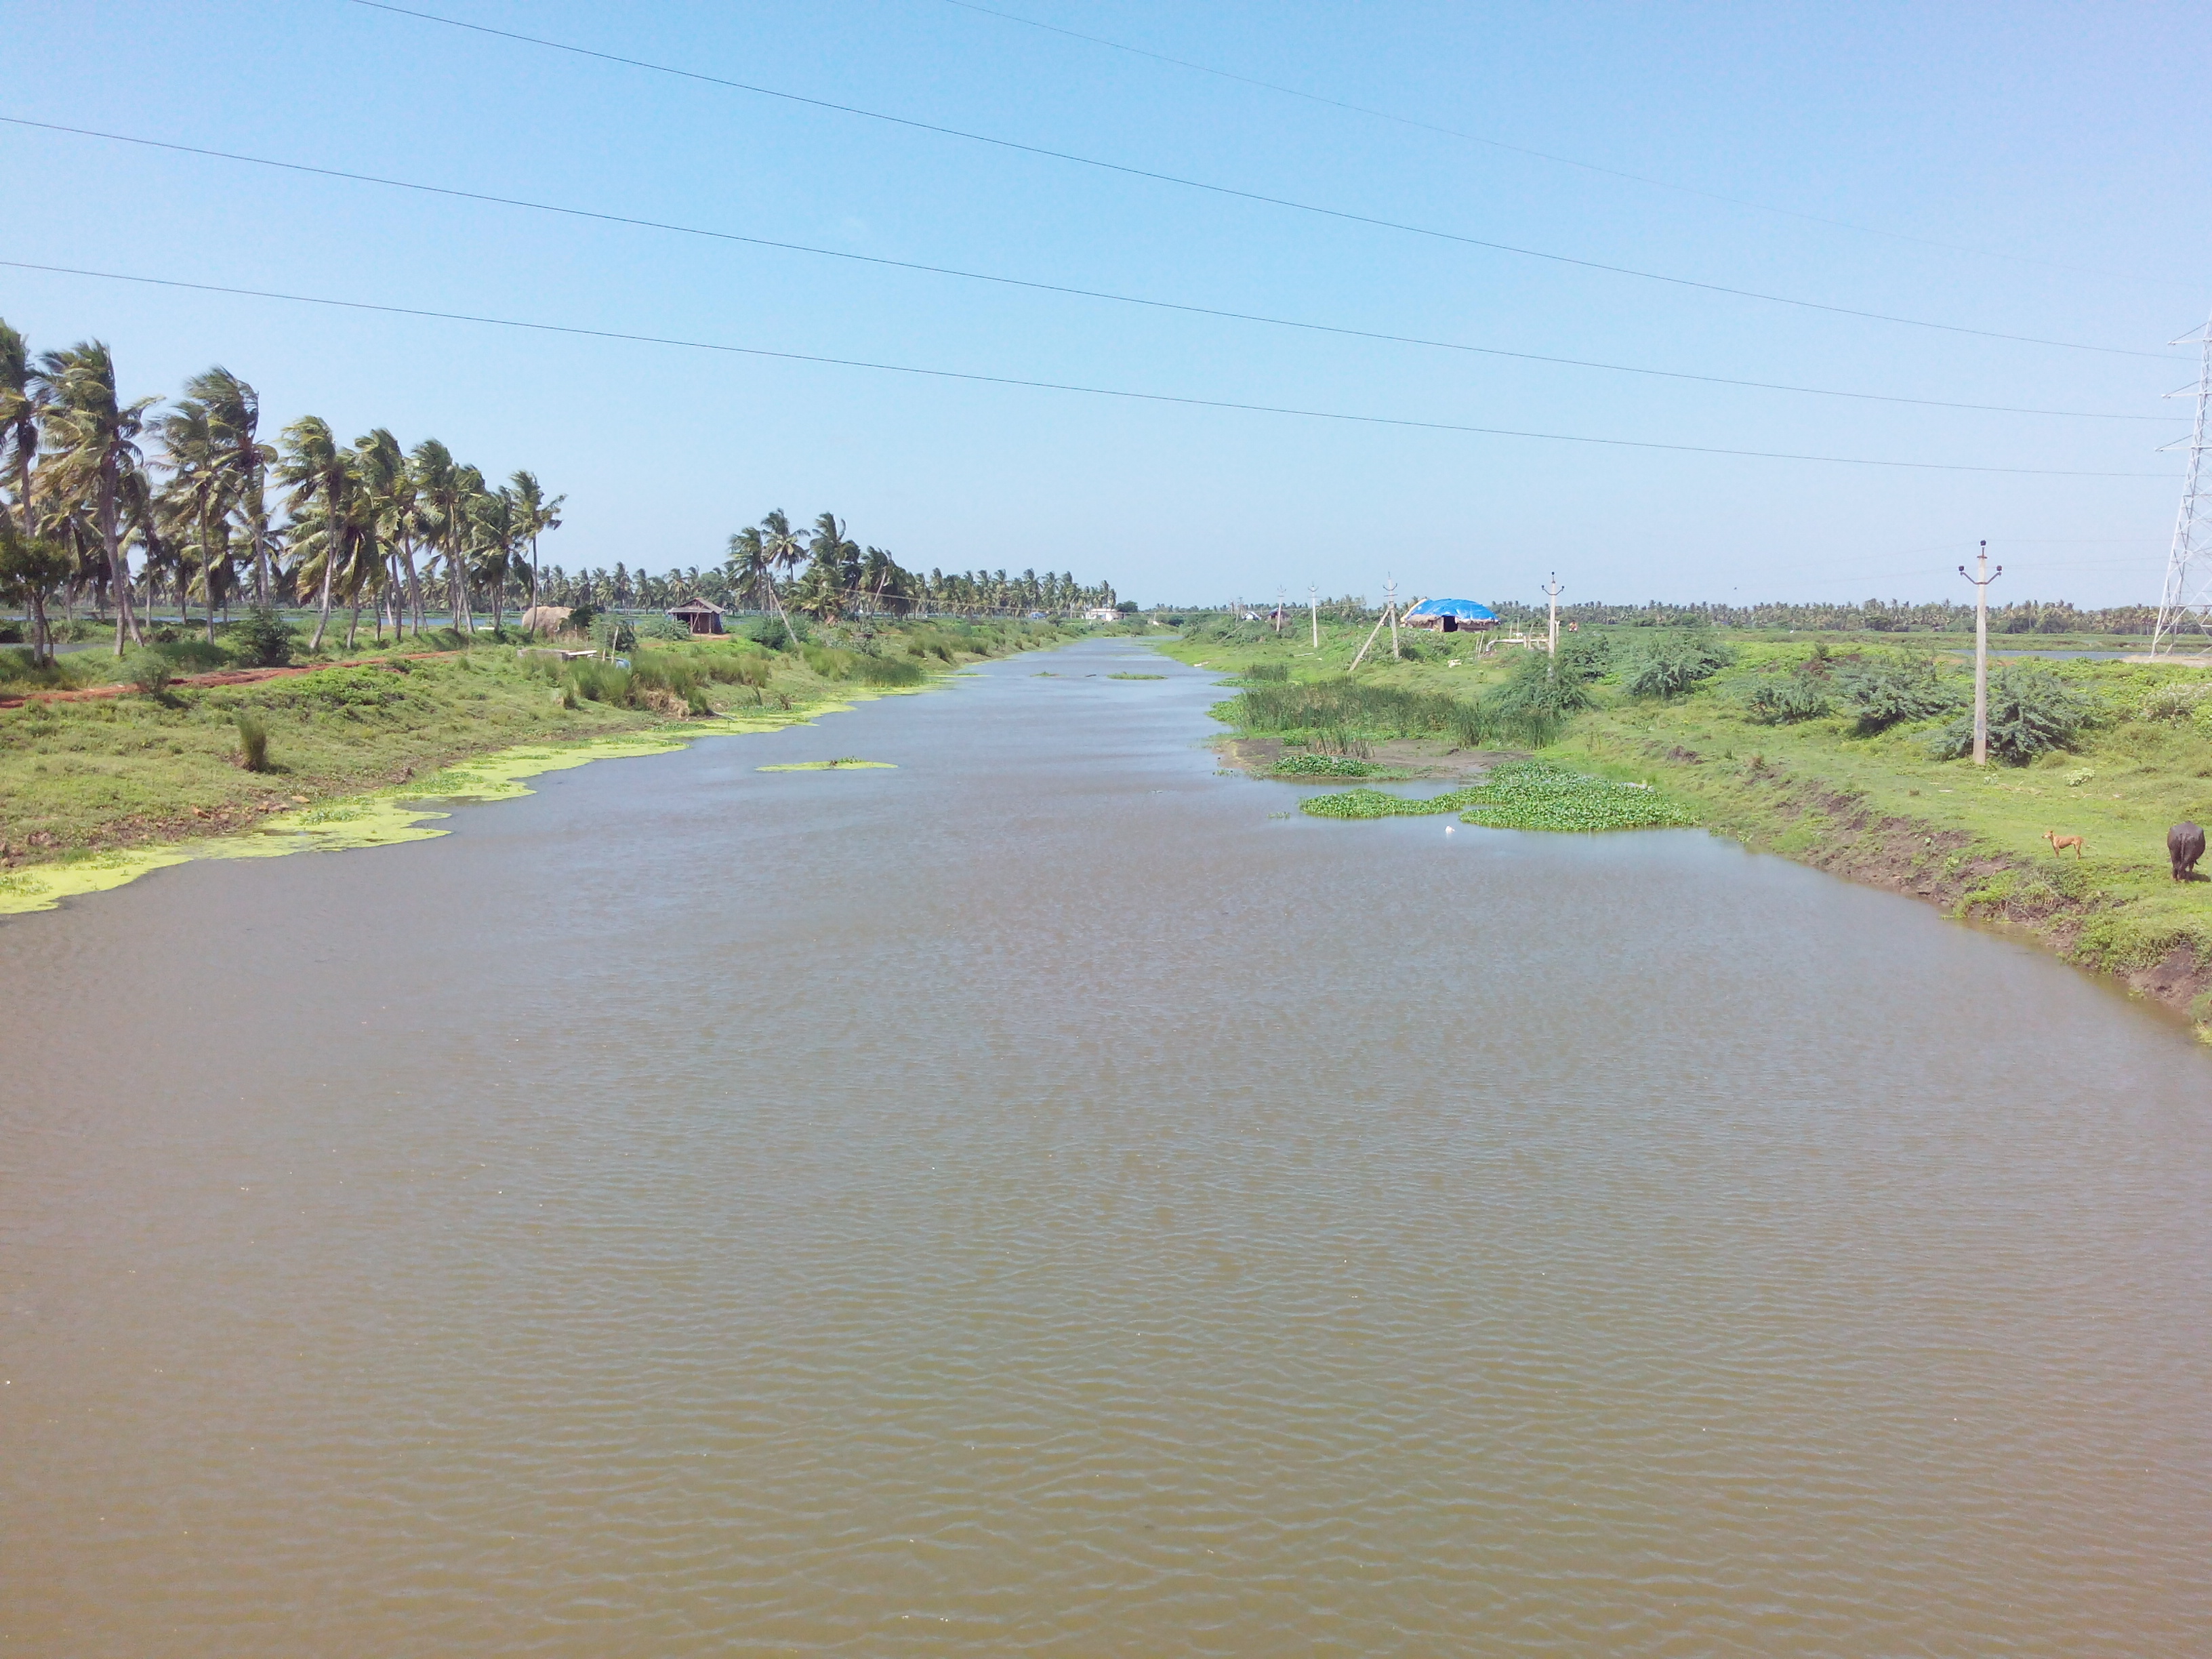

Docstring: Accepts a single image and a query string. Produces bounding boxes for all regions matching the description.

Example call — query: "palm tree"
[725,525,774,614]
[451,463,488,631]
[158,394,240,643]
[276,415,356,649]
[33,342,156,653]
[470,484,517,634]
[507,470,562,613]
[183,368,274,609]
[409,438,468,633]
[0,320,44,547]
[352,428,412,640]
[761,508,805,598]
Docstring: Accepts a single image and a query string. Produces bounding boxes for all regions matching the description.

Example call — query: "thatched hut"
[667,598,725,636]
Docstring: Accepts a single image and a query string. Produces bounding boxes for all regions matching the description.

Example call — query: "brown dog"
[2044,831,2086,859]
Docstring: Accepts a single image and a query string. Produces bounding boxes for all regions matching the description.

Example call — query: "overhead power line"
[5,115,2162,427]
[342,0,2175,361]
[933,0,2174,290]
[0,258,2172,479]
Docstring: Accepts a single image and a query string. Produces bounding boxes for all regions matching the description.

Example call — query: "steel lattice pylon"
[2151,315,2212,654]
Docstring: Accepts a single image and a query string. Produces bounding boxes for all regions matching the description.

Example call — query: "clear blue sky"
[5,1,2208,608]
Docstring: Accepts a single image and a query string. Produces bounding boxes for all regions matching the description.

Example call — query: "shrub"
[1924,665,2096,763]
[1832,655,1963,732]
[1488,653,1595,744]
[234,712,270,771]
[1622,636,1734,699]
[1448,701,1491,748]
[1553,634,1612,682]
[854,653,924,687]
[2135,680,2212,723]
[800,642,854,679]
[1231,678,1462,739]
[590,614,636,655]
[699,651,771,689]
[121,649,173,695]
[741,615,798,651]
[563,660,632,704]
[633,613,692,642]
[1739,671,1832,724]
[1239,662,1289,681]
[232,606,295,668]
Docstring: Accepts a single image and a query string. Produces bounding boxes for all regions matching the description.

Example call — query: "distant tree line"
[532,510,1119,622]
[0,316,564,663]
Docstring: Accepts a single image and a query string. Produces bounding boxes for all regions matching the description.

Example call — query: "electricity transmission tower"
[2151,314,2212,655]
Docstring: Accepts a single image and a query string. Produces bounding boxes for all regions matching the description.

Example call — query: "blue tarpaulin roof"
[1404,598,1497,621]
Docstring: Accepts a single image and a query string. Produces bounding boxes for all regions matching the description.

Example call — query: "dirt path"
[0,651,459,710]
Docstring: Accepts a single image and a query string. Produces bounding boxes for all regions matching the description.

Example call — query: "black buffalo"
[2169,821,2205,882]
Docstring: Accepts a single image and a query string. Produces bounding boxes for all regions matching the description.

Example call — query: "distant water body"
[3,639,2206,1655]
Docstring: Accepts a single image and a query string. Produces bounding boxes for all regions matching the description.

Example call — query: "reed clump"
[234,712,271,772]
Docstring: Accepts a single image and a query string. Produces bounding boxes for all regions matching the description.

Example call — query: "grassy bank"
[1156,619,2212,1035]
[1,615,1071,899]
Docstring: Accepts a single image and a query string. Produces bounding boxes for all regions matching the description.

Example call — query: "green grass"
[1,619,1069,865]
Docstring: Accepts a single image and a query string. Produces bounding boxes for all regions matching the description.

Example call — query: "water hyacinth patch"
[1300,786,1479,819]
[1454,762,1698,832]
[1300,762,1696,832]
[1270,753,1389,777]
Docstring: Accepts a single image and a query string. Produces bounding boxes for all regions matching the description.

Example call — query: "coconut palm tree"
[407,438,468,632]
[725,525,774,614]
[761,508,805,598]
[276,415,358,649]
[158,394,241,642]
[470,483,518,634]
[352,428,413,640]
[508,470,562,613]
[33,341,156,653]
[0,320,43,546]
[184,367,274,608]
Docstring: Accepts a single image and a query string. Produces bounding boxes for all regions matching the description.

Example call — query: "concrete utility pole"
[1542,573,1564,679]
[1959,541,2002,766]
[1386,578,1401,659]
[1275,586,1286,636]
[1309,583,1319,648]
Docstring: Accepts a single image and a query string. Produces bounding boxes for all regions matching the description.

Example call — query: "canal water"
[3,639,2207,1655]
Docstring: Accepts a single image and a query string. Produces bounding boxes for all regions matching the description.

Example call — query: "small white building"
[1084,606,1120,622]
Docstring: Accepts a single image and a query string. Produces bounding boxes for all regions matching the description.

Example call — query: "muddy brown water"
[3,639,2207,1655]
